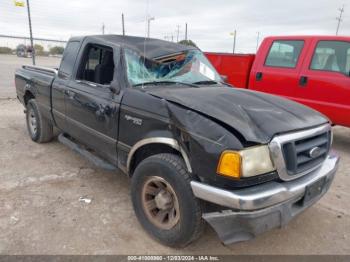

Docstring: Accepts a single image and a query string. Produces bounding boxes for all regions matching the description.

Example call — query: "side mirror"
[220,75,228,83]
[110,80,120,95]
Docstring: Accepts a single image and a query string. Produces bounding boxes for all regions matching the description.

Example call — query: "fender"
[126,137,192,174]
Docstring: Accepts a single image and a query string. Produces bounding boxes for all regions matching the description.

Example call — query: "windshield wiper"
[192,80,219,85]
[193,80,232,87]
[133,81,198,88]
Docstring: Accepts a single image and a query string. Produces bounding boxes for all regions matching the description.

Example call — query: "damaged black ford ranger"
[15,35,339,247]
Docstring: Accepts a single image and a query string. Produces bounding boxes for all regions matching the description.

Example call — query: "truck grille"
[282,131,331,176]
[269,124,332,181]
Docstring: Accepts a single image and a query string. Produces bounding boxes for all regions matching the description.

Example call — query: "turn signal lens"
[216,151,241,178]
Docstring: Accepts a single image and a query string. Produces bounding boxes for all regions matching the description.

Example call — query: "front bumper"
[190,152,339,245]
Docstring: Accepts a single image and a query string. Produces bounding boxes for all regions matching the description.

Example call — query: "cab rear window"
[265,40,304,68]
[310,41,350,76]
[58,41,80,77]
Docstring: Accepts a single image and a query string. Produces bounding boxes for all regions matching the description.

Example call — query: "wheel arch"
[127,137,192,176]
[24,90,35,105]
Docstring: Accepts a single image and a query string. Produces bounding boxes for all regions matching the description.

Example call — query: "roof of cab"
[69,34,197,59]
[263,35,350,41]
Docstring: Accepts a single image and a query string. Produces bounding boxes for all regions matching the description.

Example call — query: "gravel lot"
[0,54,349,254]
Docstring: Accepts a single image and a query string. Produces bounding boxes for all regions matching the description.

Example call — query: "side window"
[347,49,350,74]
[58,41,80,77]
[310,41,350,75]
[265,40,304,68]
[77,44,115,85]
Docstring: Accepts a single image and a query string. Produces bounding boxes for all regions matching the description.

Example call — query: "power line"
[0,34,67,43]
[336,5,345,35]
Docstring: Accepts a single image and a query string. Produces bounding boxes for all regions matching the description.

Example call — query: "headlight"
[217,146,275,179]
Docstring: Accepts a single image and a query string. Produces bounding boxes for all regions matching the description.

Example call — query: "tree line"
[0,44,64,56]
[0,39,197,56]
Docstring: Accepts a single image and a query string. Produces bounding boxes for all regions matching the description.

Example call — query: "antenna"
[336,5,345,35]
[142,0,150,89]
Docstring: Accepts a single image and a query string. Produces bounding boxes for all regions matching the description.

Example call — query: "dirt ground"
[0,55,349,255]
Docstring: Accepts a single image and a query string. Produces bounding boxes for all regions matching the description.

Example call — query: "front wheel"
[131,153,204,248]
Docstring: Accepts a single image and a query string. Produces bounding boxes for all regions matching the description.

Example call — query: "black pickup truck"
[15,35,339,247]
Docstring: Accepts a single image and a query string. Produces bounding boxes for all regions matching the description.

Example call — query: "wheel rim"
[141,176,180,230]
[28,108,37,136]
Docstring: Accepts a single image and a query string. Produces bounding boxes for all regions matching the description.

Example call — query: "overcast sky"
[0,0,349,53]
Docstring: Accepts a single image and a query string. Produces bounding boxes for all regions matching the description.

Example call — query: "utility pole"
[256,31,260,52]
[185,23,188,41]
[102,23,105,35]
[122,13,125,36]
[176,25,180,42]
[165,34,174,42]
[26,0,35,65]
[232,29,237,54]
[336,5,345,35]
[147,16,155,38]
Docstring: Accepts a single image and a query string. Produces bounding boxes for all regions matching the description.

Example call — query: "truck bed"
[205,53,255,88]
[15,65,57,121]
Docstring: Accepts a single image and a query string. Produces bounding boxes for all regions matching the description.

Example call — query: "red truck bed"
[205,52,255,88]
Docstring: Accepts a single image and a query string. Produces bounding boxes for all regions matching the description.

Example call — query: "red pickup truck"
[206,36,350,127]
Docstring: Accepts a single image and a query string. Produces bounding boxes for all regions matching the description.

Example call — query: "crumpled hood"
[147,86,329,144]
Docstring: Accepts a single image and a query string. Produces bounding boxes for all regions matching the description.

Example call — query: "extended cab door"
[51,41,80,130]
[249,38,308,99]
[64,42,122,165]
[296,39,350,126]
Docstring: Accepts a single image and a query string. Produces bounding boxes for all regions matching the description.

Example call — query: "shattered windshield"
[124,49,222,86]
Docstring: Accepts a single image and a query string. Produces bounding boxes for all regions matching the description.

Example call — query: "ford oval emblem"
[309,147,322,159]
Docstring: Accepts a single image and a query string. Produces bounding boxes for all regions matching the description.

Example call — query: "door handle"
[299,76,308,87]
[64,90,75,99]
[256,72,263,81]
[96,105,112,116]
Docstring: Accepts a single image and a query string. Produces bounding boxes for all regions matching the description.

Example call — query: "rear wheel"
[26,99,53,143]
[131,153,204,247]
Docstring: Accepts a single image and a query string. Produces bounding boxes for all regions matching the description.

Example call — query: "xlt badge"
[125,115,143,126]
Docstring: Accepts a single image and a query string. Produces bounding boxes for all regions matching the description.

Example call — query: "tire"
[131,153,204,248]
[26,99,53,143]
